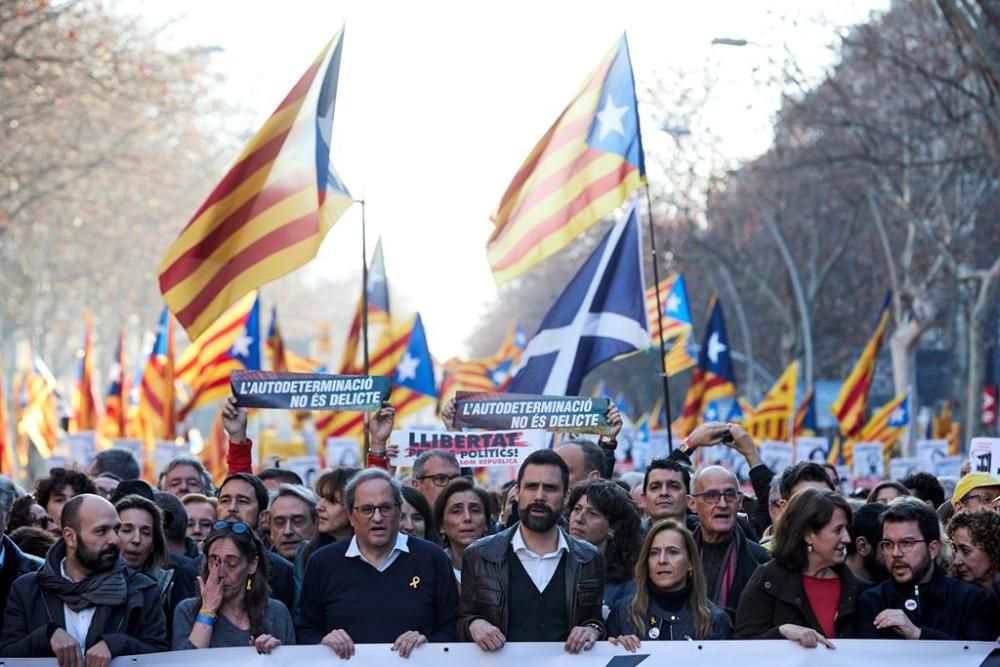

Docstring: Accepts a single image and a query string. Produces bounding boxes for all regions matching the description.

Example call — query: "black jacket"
[694,523,770,623]
[457,525,605,640]
[0,563,168,657]
[0,535,44,627]
[607,595,732,640]
[734,561,863,639]
[858,565,998,641]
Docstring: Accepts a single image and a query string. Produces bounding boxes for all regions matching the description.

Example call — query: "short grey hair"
[271,483,319,518]
[412,450,459,478]
[158,455,214,495]
[344,468,402,511]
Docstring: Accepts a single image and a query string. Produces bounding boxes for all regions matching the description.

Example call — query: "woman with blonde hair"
[607,519,731,649]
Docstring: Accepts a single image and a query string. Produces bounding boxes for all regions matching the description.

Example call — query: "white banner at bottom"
[1,640,995,667]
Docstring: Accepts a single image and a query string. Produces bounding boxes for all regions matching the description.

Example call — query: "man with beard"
[0,494,167,663]
[846,502,890,584]
[458,449,605,654]
[858,499,998,640]
[686,466,770,622]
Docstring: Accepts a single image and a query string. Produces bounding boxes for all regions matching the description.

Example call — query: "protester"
[0,478,43,624]
[567,480,643,612]
[173,520,294,652]
[642,458,690,526]
[7,493,59,536]
[159,456,214,498]
[846,502,890,585]
[114,494,196,633]
[946,508,1000,597]
[735,489,859,647]
[258,468,304,493]
[9,526,55,560]
[900,472,946,511]
[302,467,360,567]
[555,439,606,488]
[411,450,462,510]
[607,519,731,648]
[216,473,297,615]
[298,468,458,658]
[268,484,318,561]
[821,464,841,490]
[0,494,168,659]
[950,472,1000,512]
[400,486,434,540]
[434,478,491,582]
[35,468,97,530]
[183,494,218,550]
[858,499,997,640]
[89,448,141,482]
[499,480,520,529]
[154,490,201,563]
[758,477,783,551]
[91,473,121,501]
[867,481,910,504]
[458,449,605,654]
[686,465,770,621]
[760,462,838,551]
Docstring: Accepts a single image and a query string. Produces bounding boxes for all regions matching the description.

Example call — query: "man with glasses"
[950,472,1000,513]
[686,466,770,622]
[858,499,997,640]
[297,468,458,659]
[410,451,462,509]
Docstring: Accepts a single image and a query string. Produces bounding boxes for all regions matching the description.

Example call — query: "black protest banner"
[231,370,390,412]
[454,391,611,434]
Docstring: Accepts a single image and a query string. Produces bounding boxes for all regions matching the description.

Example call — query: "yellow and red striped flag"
[17,359,60,460]
[487,34,645,284]
[645,273,693,343]
[340,239,392,374]
[830,292,891,437]
[673,296,737,438]
[793,385,817,437]
[747,361,798,441]
[860,390,910,464]
[664,329,697,377]
[0,361,12,476]
[158,29,353,341]
[100,327,129,441]
[69,313,101,433]
[438,323,527,408]
[139,309,177,444]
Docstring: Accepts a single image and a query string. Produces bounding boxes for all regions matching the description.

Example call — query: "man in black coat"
[0,494,167,662]
[858,499,998,641]
[0,478,43,627]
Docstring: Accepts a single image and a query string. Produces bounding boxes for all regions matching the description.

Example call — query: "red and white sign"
[982,385,997,427]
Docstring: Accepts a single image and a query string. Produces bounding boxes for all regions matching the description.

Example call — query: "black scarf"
[37,539,128,612]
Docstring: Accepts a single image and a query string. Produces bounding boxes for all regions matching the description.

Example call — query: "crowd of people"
[1,395,999,665]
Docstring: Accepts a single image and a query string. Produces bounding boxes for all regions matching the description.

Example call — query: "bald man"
[686,466,770,622]
[0,494,167,662]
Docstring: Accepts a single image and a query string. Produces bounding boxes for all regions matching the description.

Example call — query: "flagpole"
[643,185,675,452]
[359,198,370,457]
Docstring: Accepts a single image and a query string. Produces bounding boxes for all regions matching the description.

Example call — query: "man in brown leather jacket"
[458,449,605,654]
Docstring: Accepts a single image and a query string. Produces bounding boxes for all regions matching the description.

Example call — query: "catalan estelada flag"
[176,293,260,418]
[139,309,177,443]
[664,329,697,377]
[747,361,798,441]
[158,28,352,341]
[99,327,128,441]
[849,390,910,465]
[391,314,438,422]
[438,323,527,408]
[673,296,737,439]
[17,358,60,460]
[830,292,891,437]
[69,313,101,433]
[487,33,645,284]
[341,238,392,374]
[793,385,817,437]
[268,306,326,374]
[646,273,693,343]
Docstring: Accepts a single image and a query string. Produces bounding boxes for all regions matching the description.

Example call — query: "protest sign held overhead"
[231,370,390,412]
[389,428,547,468]
[454,391,611,434]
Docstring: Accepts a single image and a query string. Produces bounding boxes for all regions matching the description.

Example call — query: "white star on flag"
[665,293,681,314]
[890,406,907,425]
[491,368,509,385]
[595,94,628,141]
[707,332,726,364]
[231,334,254,358]
[396,353,420,382]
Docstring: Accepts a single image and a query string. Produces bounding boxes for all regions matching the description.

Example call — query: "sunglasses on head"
[212,520,252,534]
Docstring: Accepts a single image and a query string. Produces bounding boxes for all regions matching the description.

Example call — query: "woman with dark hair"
[172,520,294,651]
[867,481,910,504]
[6,495,58,537]
[608,519,731,648]
[947,508,1000,599]
[735,488,859,647]
[309,468,359,554]
[433,478,491,582]
[566,480,643,611]
[400,485,435,541]
[115,494,196,631]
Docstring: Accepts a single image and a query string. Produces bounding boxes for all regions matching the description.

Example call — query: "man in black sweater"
[297,468,458,658]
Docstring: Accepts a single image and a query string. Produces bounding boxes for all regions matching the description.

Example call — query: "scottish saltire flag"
[507,199,649,395]
[392,314,438,421]
[159,28,352,340]
[674,296,737,438]
[488,34,645,285]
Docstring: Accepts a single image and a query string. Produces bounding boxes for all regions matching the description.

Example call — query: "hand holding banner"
[231,370,390,412]
[454,391,611,434]
[389,429,547,468]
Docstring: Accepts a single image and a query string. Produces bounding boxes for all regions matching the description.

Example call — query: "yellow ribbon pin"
[409,576,421,589]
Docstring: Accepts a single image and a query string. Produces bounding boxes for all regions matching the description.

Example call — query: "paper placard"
[852,442,885,486]
[795,437,831,464]
[969,437,1000,477]
[281,456,322,488]
[389,429,547,468]
[325,436,362,468]
[916,439,948,470]
[758,440,794,476]
[454,391,610,434]
[889,457,920,481]
[231,370,389,412]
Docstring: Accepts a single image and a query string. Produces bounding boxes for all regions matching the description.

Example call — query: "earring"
[806,544,813,553]
[246,577,253,592]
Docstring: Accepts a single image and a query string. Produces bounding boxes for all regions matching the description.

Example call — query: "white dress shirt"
[511,526,568,593]
[60,559,96,652]
[345,532,409,572]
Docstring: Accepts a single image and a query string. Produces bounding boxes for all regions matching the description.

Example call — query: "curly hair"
[567,480,642,584]
[947,508,1000,572]
[35,468,96,509]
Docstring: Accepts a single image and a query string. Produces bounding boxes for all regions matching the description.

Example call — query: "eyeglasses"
[415,473,461,488]
[213,520,252,534]
[353,502,399,518]
[691,490,742,505]
[961,493,995,505]
[878,539,927,554]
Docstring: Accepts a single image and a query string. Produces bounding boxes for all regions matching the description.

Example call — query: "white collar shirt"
[60,559,96,653]
[345,531,409,573]
[511,525,568,593]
